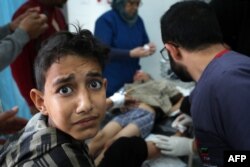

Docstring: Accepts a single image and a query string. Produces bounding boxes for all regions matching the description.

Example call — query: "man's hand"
[154,135,194,156]
[10,7,41,31]
[19,12,48,39]
[0,106,28,134]
[171,113,192,133]
[10,7,48,39]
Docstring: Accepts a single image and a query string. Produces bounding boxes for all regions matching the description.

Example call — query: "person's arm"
[94,13,154,60]
[215,68,250,149]
[171,113,193,133]
[0,28,29,71]
[154,135,196,156]
[0,24,12,39]
[108,48,130,60]
[0,106,28,134]
[110,46,155,60]
[94,15,131,60]
[146,141,161,159]
[106,92,139,111]
[0,22,29,71]
[106,92,125,110]
[0,9,47,71]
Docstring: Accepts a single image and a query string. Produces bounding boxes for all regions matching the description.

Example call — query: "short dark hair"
[160,1,223,51]
[34,27,109,91]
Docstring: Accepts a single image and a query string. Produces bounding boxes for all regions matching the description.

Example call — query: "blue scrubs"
[94,10,149,96]
[190,51,250,166]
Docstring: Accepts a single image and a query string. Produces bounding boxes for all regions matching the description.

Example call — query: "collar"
[214,49,230,59]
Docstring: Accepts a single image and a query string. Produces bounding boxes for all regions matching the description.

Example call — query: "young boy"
[0,29,109,166]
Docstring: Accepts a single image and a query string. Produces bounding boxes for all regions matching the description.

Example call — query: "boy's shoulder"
[0,113,94,166]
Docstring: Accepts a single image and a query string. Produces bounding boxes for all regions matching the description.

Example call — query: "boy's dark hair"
[34,27,109,91]
[160,1,223,51]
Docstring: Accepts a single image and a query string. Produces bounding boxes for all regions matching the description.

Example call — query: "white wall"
[138,0,179,79]
[67,0,111,32]
[67,0,179,79]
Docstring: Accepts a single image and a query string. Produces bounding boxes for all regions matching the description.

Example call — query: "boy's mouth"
[73,116,99,126]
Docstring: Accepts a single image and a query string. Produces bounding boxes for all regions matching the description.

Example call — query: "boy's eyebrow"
[86,71,103,78]
[52,74,75,86]
[52,72,103,86]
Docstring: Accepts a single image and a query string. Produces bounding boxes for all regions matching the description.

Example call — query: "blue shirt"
[190,51,250,167]
[94,10,149,96]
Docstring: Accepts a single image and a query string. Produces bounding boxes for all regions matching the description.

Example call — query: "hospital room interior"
[0,0,250,167]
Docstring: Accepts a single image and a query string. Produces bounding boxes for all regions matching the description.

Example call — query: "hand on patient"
[109,92,125,109]
[171,113,192,133]
[154,135,194,156]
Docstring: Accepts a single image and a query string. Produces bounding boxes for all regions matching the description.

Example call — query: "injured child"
[88,71,184,165]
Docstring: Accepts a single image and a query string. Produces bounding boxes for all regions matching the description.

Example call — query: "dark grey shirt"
[0,113,95,167]
[0,24,29,71]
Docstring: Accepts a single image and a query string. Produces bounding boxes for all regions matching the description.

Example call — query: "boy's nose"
[75,92,93,114]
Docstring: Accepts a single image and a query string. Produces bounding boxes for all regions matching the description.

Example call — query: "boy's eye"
[59,86,73,95]
[89,80,102,90]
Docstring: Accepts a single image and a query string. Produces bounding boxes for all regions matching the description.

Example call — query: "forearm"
[109,48,130,60]
[146,141,161,159]
[0,24,11,39]
[0,28,29,71]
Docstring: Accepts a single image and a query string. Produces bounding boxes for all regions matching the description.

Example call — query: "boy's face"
[31,55,107,140]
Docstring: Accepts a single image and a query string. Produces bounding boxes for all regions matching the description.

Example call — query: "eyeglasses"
[160,42,179,61]
[160,47,169,61]
[127,0,142,7]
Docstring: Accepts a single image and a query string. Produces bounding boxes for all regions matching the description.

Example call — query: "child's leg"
[94,123,141,166]
[88,121,122,157]
[113,123,140,139]
[94,110,142,165]
[94,107,155,165]
[111,106,155,142]
[95,108,155,165]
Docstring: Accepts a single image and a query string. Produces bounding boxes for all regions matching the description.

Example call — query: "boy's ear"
[30,89,48,115]
[165,43,182,61]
